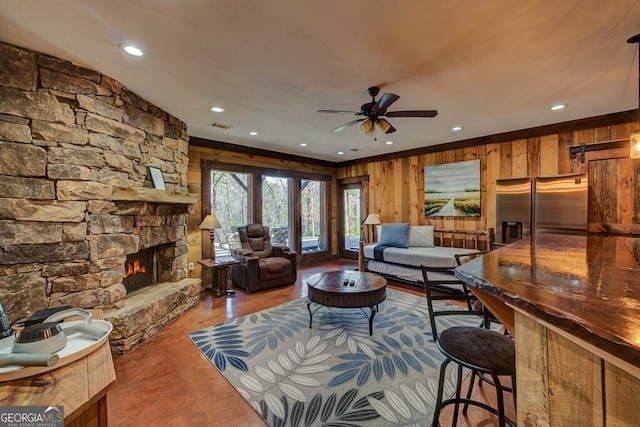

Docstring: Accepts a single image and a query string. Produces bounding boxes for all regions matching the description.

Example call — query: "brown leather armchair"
[231,224,297,293]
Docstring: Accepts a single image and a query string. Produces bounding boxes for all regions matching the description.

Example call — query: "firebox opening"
[123,246,158,293]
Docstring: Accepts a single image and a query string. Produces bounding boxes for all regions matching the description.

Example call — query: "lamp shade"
[364,214,381,225]
[199,214,221,230]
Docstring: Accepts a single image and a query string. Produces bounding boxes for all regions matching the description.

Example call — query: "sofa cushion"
[409,225,435,247]
[363,244,480,268]
[378,223,411,248]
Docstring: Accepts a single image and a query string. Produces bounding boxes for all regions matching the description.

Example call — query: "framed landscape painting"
[424,159,480,217]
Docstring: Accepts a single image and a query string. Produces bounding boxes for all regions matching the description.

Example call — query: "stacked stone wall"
[0,41,193,327]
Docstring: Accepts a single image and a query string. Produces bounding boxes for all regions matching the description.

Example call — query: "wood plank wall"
[186,117,639,276]
[338,122,640,234]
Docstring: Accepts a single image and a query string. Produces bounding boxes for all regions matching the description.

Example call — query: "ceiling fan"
[318,86,438,138]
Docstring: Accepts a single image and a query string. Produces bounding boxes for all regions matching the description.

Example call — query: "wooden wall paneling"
[540,134,559,176]
[514,310,550,426]
[372,161,385,220]
[617,158,633,224]
[187,155,204,272]
[408,156,421,225]
[402,157,411,222]
[486,143,500,234]
[547,327,603,426]
[634,160,640,224]
[604,361,640,426]
[557,132,575,175]
[528,137,541,178]
[444,149,456,165]
[200,164,212,260]
[588,159,618,225]
[380,160,392,221]
[391,158,406,221]
[594,125,612,142]
[364,163,373,216]
[511,139,529,178]
[500,140,513,179]
[611,122,635,140]
[367,162,377,218]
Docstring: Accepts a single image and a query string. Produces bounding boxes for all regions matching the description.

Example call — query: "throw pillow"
[378,223,411,248]
[409,225,435,247]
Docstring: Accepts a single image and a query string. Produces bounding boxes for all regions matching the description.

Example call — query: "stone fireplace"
[0,41,201,353]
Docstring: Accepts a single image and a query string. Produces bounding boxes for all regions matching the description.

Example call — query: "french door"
[338,179,367,259]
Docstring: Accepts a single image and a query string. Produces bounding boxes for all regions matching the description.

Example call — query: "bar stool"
[432,326,516,427]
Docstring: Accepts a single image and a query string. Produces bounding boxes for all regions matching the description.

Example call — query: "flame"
[124,259,147,278]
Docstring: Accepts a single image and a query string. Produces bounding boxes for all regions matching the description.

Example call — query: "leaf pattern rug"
[189,288,483,427]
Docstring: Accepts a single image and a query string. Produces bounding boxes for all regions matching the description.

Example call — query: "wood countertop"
[454,234,640,377]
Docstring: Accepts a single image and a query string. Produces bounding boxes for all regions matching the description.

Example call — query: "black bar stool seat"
[433,325,516,427]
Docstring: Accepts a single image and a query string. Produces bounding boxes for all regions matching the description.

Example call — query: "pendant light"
[628,34,640,158]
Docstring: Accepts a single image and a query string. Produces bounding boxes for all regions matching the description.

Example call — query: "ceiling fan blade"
[374,93,400,111]
[318,109,360,114]
[331,118,365,132]
[360,119,375,136]
[385,110,438,118]
[377,119,396,134]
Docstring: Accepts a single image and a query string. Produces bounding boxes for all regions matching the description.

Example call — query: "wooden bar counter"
[0,310,115,426]
[454,234,640,426]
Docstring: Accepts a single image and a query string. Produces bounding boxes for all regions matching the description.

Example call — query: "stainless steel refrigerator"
[496,174,588,244]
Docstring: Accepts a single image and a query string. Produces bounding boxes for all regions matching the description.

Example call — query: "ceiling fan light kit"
[319,86,437,138]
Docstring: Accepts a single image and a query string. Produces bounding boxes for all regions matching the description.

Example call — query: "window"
[262,176,291,247]
[202,160,331,257]
[301,180,326,252]
[343,187,361,249]
[210,170,250,255]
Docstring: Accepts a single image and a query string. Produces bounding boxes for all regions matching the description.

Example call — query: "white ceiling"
[1,0,640,162]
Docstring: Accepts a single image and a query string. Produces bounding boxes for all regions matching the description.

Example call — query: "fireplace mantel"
[112,187,199,204]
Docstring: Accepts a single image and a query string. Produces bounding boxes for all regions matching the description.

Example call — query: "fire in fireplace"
[123,246,158,293]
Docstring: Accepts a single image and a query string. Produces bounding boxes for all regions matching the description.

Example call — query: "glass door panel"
[210,170,250,256]
[301,180,326,252]
[340,185,362,259]
[262,176,291,247]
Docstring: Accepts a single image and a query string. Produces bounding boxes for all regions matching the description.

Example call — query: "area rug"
[189,289,482,427]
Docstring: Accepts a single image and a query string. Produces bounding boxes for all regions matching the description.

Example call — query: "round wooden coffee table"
[306,271,387,336]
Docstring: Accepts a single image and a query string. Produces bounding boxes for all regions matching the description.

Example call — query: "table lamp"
[199,214,222,260]
[364,213,381,243]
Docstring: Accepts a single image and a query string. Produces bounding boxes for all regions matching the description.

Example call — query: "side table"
[0,309,115,427]
[198,257,240,297]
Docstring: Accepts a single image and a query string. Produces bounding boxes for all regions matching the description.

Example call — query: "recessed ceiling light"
[120,44,143,57]
[249,131,258,136]
[452,126,463,131]
[550,104,567,111]
[210,106,225,113]
[385,141,394,145]
[338,152,344,155]
[300,143,307,147]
